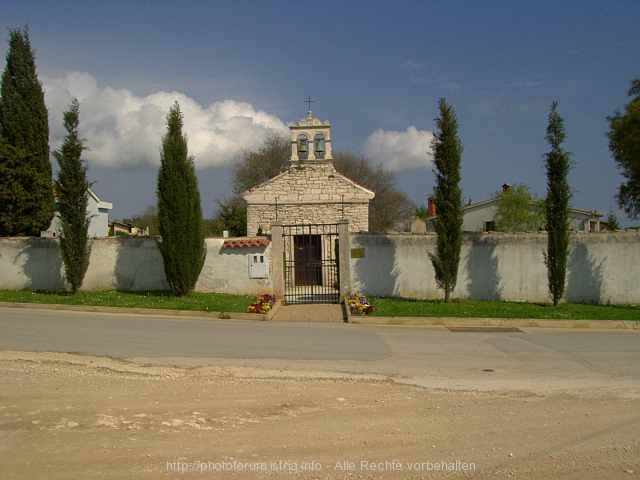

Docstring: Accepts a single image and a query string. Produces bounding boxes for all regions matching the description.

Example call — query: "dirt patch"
[0,351,638,479]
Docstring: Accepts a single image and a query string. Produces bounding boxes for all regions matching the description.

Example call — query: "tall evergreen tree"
[605,209,620,231]
[607,79,640,218]
[54,99,91,293]
[0,27,54,235]
[544,101,571,306]
[157,102,205,296]
[429,98,463,302]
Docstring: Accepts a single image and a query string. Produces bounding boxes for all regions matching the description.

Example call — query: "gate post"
[337,220,351,300]
[270,223,285,300]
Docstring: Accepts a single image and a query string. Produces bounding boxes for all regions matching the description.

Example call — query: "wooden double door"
[294,234,322,286]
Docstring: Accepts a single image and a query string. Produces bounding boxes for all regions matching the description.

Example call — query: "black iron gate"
[283,223,340,304]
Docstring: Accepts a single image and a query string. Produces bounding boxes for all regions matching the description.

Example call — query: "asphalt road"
[1,307,639,394]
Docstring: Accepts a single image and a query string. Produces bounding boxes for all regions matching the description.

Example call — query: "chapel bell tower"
[289,103,332,164]
[241,100,375,236]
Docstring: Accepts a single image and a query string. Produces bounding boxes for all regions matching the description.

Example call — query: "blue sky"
[2,0,639,222]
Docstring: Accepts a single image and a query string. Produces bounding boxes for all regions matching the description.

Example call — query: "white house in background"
[41,188,113,238]
[425,185,603,233]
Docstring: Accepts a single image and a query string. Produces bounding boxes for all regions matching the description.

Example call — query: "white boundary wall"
[1,232,639,305]
[350,232,640,304]
[0,237,270,295]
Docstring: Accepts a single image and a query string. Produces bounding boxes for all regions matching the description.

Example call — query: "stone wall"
[245,164,373,202]
[243,162,374,236]
[247,203,369,236]
[0,237,271,295]
[350,232,640,305]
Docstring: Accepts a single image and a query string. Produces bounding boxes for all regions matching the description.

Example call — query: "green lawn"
[0,290,255,313]
[369,297,640,320]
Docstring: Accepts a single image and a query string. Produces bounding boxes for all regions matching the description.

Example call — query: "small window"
[297,134,308,160]
[484,221,496,232]
[314,133,325,159]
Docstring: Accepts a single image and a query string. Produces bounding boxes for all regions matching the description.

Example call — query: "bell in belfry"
[314,133,325,159]
[298,134,308,160]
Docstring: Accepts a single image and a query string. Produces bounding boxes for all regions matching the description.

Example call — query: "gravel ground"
[0,351,638,479]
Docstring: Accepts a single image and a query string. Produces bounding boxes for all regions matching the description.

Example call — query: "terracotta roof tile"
[222,237,270,248]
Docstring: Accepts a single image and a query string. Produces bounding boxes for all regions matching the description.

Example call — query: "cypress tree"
[0,27,54,235]
[54,99,91,293]
[157,102,206,296]
[544,101,571,306]
[0,141,28,234]
[429,98,463,302]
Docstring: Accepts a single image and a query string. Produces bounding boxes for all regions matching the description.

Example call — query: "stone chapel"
[242,111,375,236]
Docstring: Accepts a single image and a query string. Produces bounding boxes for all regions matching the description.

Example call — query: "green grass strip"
[0,290,254,313]
[369,297,640,320]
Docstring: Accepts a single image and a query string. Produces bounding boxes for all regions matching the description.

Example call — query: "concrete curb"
[342,297,352,323]
[265,300,283,321]
[0,301,266,321]
[1,302,637,330]
[350,315,640,330]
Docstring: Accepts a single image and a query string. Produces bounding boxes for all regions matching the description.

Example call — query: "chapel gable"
[242,108,374,236]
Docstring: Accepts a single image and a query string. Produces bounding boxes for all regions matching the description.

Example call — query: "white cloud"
[43,72,288,168]
[363,126,434,171]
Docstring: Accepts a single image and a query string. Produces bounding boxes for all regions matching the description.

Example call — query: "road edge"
[0,301,266,321]
[352,315,640,330]
[1,301,638,330]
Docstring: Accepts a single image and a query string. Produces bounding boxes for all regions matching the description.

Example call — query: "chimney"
[427,196,437,217]
[502,183,512,193]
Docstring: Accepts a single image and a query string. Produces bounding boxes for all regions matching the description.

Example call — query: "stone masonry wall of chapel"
[247,203,369,236]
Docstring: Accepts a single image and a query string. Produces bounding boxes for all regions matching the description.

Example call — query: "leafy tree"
[212,197,247,237]
[0,27,54,235]
[54,99,90,293]
[202,217,224,237]
[215,135,414,234]
[415,206,428,220]
[157,102,206,296]
[606,209,620,231]
[544,102,571,306]
[233,134,290,194]
[210,135,287,236]
[333,152,414,232]
[120,205,160,236]
[495,184,545,232]
[429,98,463,302]
[607,79,640,218]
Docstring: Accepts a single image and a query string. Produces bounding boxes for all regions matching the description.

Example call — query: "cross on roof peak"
[305,96,315,115]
